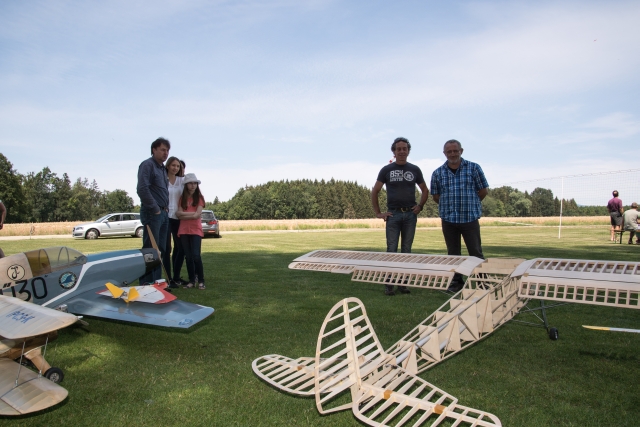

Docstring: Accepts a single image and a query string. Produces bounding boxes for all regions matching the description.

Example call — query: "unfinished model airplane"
[253,250,639,426]
[0,246,213,328]
[0,295,79,415]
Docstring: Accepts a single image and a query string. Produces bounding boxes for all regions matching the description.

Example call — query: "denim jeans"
[386,210,418,254]
[180,234,204,285]
[139,206,169,284]
[441,219,484,283]
[163,218,185,281]
[385,210,417,292]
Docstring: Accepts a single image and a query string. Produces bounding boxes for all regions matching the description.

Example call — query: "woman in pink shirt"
[177,173,206,289]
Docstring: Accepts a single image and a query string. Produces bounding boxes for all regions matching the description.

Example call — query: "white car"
[72,213,143,239]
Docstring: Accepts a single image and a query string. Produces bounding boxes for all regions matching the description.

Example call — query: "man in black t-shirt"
[372,137,429,296]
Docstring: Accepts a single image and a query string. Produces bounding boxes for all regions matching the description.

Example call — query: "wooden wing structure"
[514,258,640,309]
[290,250,485,291]
[0,295,78,415]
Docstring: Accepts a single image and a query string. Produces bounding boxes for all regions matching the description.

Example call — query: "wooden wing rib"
[353,365,501,427]
[515,258,640,309]
[251,355,316,396]
[314,297,387,415]
[386,258,526,375]
[0,359,68,415]
[0,296,78,339]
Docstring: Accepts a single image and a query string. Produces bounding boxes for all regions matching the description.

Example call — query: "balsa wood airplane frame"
[254,250,640,426]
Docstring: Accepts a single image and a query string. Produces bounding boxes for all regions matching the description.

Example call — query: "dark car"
[201,210,220,237]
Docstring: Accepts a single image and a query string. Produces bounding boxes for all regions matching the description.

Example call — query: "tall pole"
[558,177,564,239]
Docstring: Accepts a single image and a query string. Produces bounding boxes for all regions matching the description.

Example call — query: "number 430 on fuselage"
[0,246,213,328]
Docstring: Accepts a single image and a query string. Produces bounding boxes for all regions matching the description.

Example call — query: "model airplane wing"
[62,284,213,328]
[290,250,485,291]
[514,258,640,309]
[0,295,79,340]
[0,359,68,415]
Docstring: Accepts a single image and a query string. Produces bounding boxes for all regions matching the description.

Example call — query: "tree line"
[0,153,133,223]
[0,152,610,223]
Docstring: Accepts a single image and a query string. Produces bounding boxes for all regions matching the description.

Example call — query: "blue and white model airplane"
[0,246,213,328]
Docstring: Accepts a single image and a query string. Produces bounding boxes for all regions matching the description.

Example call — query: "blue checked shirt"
[430,158,489,223]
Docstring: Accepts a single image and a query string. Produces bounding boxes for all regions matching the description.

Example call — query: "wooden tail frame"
[146,225,169,282]
[254,297,503,426]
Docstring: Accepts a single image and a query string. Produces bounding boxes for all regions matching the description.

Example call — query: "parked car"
[201,210,220,237]
[72,213,143,239]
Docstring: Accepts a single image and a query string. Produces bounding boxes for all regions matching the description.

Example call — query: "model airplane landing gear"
[548,327,559,341]
[44,367,64,383]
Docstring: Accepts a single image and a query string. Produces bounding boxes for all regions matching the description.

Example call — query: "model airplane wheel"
[548,327,559,341]
[44,367,64,383]
[135,227,144,238]
[85,229,100,240]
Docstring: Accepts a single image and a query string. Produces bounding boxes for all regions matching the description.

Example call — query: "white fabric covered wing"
[0,296,78,339]
[0,359,68,415]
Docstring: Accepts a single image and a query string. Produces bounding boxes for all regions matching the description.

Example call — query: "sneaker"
[384,287,396,296]
[397,286,411,294]
[184,283,195,289]
[167,281,180,289]
[176,278,189,285]
[447,282,464,293]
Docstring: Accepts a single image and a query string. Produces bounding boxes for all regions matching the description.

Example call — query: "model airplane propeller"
[253,250,640,426]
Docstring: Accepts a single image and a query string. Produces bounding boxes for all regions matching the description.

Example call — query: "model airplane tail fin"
[124,287,140,303]
[105,282,124,299]
[314,298,388,415]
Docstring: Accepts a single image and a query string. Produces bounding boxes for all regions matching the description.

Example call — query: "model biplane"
[0,246,214,328]
[0,295,79,415]
[253,250,640,426]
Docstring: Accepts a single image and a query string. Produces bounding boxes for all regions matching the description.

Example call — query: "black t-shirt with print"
[376,162,425,210]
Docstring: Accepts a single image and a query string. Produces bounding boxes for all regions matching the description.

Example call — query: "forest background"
[0,153,609,224]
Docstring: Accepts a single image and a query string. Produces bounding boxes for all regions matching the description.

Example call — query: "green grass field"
[1,226,639,426]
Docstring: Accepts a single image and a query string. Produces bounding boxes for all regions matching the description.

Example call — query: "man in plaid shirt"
[430,139,489,292]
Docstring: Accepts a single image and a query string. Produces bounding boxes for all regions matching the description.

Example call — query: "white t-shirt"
[168,176,184,219]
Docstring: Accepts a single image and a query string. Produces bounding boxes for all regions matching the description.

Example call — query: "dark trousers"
[385,210,417,290]
[386,210,417,253]
[441,219,484,283]
[180,234,204,284]
[163,218,185,281]
[139,207,169,284]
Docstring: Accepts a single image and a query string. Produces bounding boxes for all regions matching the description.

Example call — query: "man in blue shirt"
[372,137,429,296]
[431,139,488,292]
[137,137,171,284]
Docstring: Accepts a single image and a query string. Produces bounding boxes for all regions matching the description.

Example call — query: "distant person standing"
[431,139,489,293]
[177,173,206,290]
[622,202,639,244]
[607,190,623,242]
[165,156,185,288]
[137,138,171,284]
[372,137,429,296]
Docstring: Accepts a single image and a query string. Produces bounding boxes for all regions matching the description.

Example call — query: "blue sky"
[1,1,639,204]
